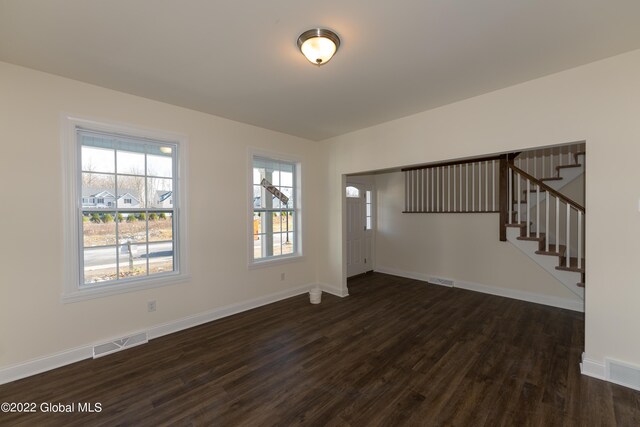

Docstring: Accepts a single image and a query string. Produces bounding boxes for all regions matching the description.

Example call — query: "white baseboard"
[0,346,93,386]
[581,353,640,391]
[374,266,584,312]
[319,282,349,297]
[374,266,439,286]
[580,352,606,380]
[0,282,318,385]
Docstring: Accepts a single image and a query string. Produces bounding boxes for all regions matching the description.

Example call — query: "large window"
[62,117,187,301]
[251,155,300,263]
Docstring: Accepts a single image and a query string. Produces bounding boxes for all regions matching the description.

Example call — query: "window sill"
[248,255,305,270]
[61,273,191,303]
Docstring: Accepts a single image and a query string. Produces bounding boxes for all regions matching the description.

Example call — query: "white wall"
[0,62,321,370]
[319,49,640,370]
[374,171,581,305]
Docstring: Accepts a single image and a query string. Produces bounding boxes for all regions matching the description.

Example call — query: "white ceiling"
[2,1,640,141]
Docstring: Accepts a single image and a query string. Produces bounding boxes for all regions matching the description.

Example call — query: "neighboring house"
[152,190,173,209]
[82,188,141,209]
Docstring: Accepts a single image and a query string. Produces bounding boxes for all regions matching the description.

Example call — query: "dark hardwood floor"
[1,273,639,426]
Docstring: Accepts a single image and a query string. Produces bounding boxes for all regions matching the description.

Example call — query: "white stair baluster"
[460,164,463,212]
[485,161,489,211]
[492,160,496,211]
[508,168,512,224]
[555,197,560,249]
[448,165,451,212]
[472,162,475,212]
[405,171,409,211]
[578,210,582,269]
[545,193,550,251]
[436,167,440,212]
[526,179,530,237]
[517,172,521,223]
[431,168,434,212]
[466,163,469,212]
[536,184,540,239]
[453,165,456,211]
[566,203,571,266]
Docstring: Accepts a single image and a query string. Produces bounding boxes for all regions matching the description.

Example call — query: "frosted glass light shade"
[297,29,340,66]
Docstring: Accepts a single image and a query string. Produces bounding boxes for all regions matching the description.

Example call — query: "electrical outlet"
[280,272,285,281]
[147,300,156,312]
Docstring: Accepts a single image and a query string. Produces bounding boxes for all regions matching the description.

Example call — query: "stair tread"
[540,177,563,182]
[556,256,585,273]
[517,232,546,241]
[557,163,582,170]
[535,244,567,256]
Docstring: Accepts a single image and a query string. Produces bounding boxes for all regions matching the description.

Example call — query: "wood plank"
[0,273,637,425]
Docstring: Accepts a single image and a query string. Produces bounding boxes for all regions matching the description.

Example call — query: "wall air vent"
[607,359,640,391]
[93,332,148,358]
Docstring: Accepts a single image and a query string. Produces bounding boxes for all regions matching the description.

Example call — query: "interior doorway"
[346,183,374,277]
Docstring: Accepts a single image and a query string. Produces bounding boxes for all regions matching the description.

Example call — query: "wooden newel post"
[499,157,508,241]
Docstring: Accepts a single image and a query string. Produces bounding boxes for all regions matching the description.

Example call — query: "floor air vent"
[93,332,148,358]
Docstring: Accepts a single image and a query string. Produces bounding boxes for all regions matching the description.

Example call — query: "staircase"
[400,143,586,300]
[505,144,585,299]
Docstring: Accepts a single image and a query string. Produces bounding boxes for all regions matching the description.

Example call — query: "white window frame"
[61,115,189,303]
[247,148,303,268]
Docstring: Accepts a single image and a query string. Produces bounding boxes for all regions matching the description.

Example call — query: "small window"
[365,190,373,230]
[251,155,300,264]
[346,186,360,198]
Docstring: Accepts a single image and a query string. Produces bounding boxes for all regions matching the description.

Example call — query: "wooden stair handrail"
[508,163,585,212]
[401,154,508,172]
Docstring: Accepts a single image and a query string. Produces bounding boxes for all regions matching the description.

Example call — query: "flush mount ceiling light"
[297,28,341,66]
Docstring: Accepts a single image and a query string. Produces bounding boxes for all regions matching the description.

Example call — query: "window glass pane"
[149,212,173,242]
[254,234,264,259]
[366,190,371,203]
[280,187,294,208]
[118,243,147,278]
[83,246,117,284]
[119,212,148,244]
[253,185,263,209]
[116,150,145,175]
[82,173,115,209]
[284,211,295,232]
[280,171,293,187]
[282,232,295,254]
[253,212,263,236]
[148,241,174,275]
[253,168,265,185]
[282,232,294,255]
[117,175,145,208]
[148,178,173,209]
[346,186,360,198]
[366,217,372,230]
[82,146,114,173]
[366,204,371,217]
[83,211,117,247]
[272,234,282,256]
[147,153,173,178]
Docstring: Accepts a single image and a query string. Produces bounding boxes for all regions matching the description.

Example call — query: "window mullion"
[114,148,120,281]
